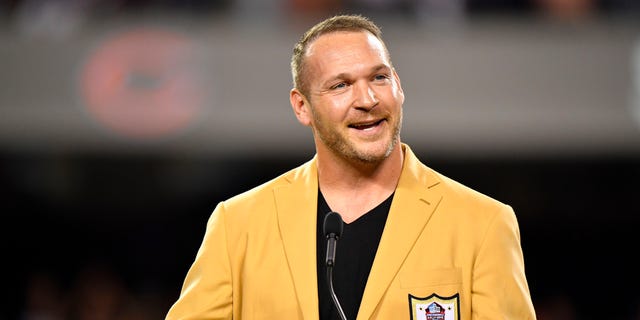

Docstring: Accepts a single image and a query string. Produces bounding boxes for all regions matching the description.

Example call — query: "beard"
[310,107,402,164]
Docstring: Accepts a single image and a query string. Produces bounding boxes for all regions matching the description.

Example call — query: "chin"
[351,140,397,163]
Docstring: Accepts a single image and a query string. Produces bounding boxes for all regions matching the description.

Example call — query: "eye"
[374,74,390,82]
[330,82,348,90]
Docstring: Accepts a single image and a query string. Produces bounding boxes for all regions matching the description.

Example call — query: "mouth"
[348,119,385,130]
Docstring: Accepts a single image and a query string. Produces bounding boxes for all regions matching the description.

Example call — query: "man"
[166,14,536,319]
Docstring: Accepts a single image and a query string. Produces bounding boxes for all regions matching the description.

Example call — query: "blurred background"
[1,0,639,319]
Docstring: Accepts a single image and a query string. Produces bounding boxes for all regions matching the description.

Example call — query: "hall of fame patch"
[409,293,460,320]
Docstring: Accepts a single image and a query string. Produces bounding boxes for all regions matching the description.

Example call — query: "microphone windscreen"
[323,211,344,238]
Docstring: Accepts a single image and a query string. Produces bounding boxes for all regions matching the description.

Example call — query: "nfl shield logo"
[408,293,460,320]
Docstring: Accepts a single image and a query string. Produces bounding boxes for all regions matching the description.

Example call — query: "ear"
[290,88,312,127]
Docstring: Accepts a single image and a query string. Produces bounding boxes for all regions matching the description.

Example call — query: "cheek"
[314,98,349,121]
[386,86,404,107]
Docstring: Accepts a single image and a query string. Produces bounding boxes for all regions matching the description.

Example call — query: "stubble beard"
[313,109,403,164]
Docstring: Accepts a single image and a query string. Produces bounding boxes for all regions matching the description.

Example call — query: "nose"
[353,81,379,111]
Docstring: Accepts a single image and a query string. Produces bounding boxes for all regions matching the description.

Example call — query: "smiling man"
[166,14,536,320]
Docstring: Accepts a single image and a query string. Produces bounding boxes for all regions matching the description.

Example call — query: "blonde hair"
[290,14,388,97]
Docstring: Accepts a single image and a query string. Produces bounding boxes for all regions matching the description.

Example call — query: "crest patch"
[408,293,460,320]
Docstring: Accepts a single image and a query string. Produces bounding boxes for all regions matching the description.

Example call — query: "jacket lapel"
[274,158,320,320]
[357,145,444,320]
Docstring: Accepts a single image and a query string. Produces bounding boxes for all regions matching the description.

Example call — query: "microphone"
[323,211,347,320]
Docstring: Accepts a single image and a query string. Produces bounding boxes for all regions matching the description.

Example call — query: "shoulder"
[403,145,513,222]
[413,163,520,245]
[436,170,507,210]
[216,157,315,218]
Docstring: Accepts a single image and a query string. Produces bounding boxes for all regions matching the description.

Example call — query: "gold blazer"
[166,144,536,319]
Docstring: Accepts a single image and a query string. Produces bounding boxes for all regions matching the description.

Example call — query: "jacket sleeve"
[166,202,233,320]
[471,205,537,319]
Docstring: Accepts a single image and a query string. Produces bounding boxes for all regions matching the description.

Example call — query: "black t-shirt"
[316,190,393,320]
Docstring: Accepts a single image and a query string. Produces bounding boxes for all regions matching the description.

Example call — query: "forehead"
[305,31,389,69]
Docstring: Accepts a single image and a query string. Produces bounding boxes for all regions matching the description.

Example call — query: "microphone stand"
[327,257,348,320]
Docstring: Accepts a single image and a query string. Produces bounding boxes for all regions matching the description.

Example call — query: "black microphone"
[323,211,347,320]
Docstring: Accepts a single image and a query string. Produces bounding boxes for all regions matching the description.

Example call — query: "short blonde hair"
[290,14,388,97]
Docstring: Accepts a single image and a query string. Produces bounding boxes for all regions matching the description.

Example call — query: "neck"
[316,143,404,223]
